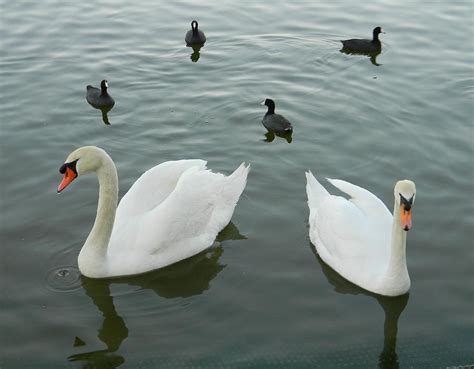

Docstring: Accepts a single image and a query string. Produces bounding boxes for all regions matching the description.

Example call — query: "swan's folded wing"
[104,161,248,277]
[314,196,368,259]
[116,160,207,220]
[144,164,247,255]
[109,163,248,273]
[313,184,392,278]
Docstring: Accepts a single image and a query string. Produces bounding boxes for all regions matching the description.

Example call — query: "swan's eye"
[59,159,78,175]
[399,193,414,209]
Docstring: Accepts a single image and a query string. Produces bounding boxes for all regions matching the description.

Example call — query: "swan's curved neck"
[385,203,409,284]
[78,155,118,277]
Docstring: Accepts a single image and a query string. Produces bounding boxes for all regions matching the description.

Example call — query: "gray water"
[1,1,473,368]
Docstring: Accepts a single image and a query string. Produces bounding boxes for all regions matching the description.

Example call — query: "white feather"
[305,172,413,296]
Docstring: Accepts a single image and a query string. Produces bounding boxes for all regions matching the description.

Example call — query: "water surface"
[1,1,473,368]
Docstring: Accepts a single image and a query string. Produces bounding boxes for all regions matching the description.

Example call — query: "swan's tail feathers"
[210,163,249,232]
[223,162,250,204]
[305,171,330,209]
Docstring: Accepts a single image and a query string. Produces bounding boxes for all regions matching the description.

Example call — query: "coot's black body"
[185,20,206,45]
[341,27,384,53]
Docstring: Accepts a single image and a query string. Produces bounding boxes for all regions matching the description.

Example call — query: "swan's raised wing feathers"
[150,163,249,248]
[326,177,392,232]
[108,162,249,275]
[116,160,207,219]
[326,178,388,212]
[306,171,330,208]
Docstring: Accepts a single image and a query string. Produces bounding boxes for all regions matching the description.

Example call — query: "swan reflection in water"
[68,222,245,368]
[313,248,409,369]
[339,47,382,66]
[263,129,293,144]
[186,43,205,63]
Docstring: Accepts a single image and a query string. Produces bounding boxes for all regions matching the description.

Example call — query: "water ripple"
[44,267,82,293]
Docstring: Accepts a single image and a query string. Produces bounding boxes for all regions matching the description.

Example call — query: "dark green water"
[1,1,473,368]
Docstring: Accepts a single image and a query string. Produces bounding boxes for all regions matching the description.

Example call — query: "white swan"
[305,172,416,296]
[57,146,249,278]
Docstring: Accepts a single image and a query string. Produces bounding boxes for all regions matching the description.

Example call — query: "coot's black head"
[261,98,275,114]
[373,27,384,39]
[262,98,275,108]
[191,20,199,32]
[100,80,109,93]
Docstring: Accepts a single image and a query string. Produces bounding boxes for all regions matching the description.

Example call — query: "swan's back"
[107,161,249,275]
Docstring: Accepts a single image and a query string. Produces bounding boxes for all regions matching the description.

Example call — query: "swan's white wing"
[307,176,392,284]
[326,178,390,217]
[115,160,207,219]
[108,163,249,275]
[147,163,249,252]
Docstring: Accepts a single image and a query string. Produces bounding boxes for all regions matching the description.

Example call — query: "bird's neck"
[384,203,409,289]
[78,156,118,277]
[266,106,275,115]
[192,22,199,35]
[100,86,108,97]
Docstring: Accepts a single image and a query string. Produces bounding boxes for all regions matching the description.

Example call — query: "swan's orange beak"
[57,167,77,193]
[400,205,412,231]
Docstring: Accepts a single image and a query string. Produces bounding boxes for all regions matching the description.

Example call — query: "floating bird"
[57,146,249,278]
[306,172,416,296]
[341,26,385,53]
[261,98,293,134]
[185,20,206,45]
[86,80,115,108]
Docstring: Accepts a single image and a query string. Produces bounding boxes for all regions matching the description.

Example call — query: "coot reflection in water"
[87,104,114,125]
[339,47,382,66]
[263,129,293,144]
[187,43,205,63]
[67,223,245,368]
[312,248,409,369]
